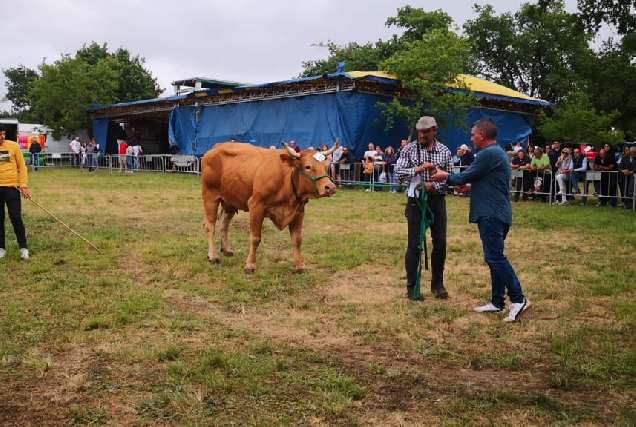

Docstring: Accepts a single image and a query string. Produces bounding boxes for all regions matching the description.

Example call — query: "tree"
[464,1,594,103]
[580,39,636,139]
[2,65,39,120]
[577,0,636,35]
[29,55,120,138]
[537,92,624,144]
[299,8,458,77]
[300,41,383,77]
[3,42,163,137]
[76,42,162,102]
[379,27,477,132]
[299,7,477,132]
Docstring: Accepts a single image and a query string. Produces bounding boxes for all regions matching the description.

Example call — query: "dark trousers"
[619,175,634,204]
[512,171,530,201]
[405,195,447,287]
[31,153,39,171]
[0,187,27,249]
[598,173,617,206]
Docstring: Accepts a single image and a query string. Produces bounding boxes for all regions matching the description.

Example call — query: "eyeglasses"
[418,128,434,134]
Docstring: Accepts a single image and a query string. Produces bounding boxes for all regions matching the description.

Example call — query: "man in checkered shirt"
[395,116,454,301]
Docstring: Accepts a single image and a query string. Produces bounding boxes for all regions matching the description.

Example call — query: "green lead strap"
[413,189,435,300]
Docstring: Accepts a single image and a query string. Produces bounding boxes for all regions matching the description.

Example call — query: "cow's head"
[282,139,339,198]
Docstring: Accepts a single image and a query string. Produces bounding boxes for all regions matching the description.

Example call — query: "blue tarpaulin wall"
[167,93,534,159]
[437,108,534,150]
[93,118,109,153]
[169,92,410,160]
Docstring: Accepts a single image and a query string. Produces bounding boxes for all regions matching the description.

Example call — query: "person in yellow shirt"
[0,124,31,259]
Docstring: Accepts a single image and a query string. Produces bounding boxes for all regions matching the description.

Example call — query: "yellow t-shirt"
[0,139,28,188]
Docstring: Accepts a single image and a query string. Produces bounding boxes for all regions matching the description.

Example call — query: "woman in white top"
[555,148,573,205]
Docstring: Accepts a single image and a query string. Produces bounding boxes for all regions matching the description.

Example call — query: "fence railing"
[510,169,635,209]
[27,153,201,176]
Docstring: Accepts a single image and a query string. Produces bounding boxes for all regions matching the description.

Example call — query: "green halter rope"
[412,188,435,300]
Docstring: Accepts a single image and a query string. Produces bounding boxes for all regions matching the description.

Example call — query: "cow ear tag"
[313,153,326,162]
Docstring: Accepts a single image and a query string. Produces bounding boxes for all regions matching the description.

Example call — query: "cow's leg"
[219,204,235,256]
[245,207,265,274]
[203,194,221,264]
[289,212,306,273]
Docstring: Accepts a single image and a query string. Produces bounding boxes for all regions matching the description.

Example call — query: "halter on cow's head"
[282,139,339,198]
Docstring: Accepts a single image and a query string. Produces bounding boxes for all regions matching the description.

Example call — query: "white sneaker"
[474,302,506,313]
[504,299,531,323]
[20,248,29,260]
[0,248,6,259]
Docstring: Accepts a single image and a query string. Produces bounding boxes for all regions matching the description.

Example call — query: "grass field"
[1,168,635,426]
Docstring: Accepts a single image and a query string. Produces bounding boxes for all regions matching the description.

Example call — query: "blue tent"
[90,71,548,160]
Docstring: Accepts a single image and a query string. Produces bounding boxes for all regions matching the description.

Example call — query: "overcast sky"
[3,0,578,109]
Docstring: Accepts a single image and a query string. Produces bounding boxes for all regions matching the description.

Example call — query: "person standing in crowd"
[396,139,409,159]
[0,124,31,260]
[86,140,95,172]
[130,127,140,145]
[505,143,516,163]
[117,138,128,172]
[383,146,398,193]
[594,148,618,207]
[431,118,531,322]
[530,147,552,202]
[133,141,143,171]
[555,148,573,205]
[289,140,300,153]
[126,142,134,172]
[570,147,588,196]
[458,144,475,170]
[29,137,42,171]
[395,116,453,301]
[511,149,532,202]
[69,136,81,167]
[619,146,636,208]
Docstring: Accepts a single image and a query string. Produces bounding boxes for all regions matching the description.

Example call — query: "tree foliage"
[2,65,39,120]
[300,41,383,77]
[379,27,477,132]
[464,1,593,103]
[576,0,636,35]
[2,42,162,137]
[537,92,624,144]
[300,7,477,133]
[579,39,636,140]
[299,8,458,77]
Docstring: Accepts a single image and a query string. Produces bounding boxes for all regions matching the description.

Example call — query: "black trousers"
[0,187,27,249]
[405,195,447,287]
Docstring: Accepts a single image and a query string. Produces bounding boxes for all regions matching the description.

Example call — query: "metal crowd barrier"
[332,161,403,192]
[27,153,201,176]
[510,169,635,209]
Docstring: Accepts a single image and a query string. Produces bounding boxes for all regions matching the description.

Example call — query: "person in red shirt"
[117,139,128,172]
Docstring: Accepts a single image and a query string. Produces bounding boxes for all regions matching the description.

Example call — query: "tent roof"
[171,77,246,89]
[343,71,550,106]
[88,70,550,115]
[196,70,550,107]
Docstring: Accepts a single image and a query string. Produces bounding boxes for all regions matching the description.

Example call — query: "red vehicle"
[571,144,597,162]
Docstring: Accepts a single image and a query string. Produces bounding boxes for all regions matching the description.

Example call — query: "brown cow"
[201,139,339,273]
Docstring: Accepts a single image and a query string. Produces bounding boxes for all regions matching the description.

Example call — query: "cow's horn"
[321,138,340,156]
[283,143,301,158]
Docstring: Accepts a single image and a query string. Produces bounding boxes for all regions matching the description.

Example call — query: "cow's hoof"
[244,268,255,275]
[222,250,234,257]
[295,269,307,275]
[207,256,221,264]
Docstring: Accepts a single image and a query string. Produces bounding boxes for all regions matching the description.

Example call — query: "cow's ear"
[279,153,299,166]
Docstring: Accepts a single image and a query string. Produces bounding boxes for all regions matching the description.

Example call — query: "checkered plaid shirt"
[395,139,454,194]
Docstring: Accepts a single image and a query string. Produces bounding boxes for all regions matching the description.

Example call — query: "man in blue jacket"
[430,118,531,323]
